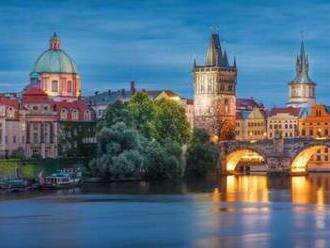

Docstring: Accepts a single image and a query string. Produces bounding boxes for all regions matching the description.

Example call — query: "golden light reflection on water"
[210,174,330,204]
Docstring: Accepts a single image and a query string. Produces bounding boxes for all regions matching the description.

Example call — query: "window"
[72,109,79,120]
[13,136,16,144]
[302,129,306,136]
[84,110,91,121]
[67,81,72,93]
[309,130,313,136]
[7,107,15,118]
[52,80,58,92]
[60,109,68,120]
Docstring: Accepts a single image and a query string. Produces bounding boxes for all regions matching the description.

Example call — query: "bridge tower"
[193,32,237,140]
[287,39,316,108]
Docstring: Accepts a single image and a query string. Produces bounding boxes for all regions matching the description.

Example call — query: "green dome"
[32,49,78,74]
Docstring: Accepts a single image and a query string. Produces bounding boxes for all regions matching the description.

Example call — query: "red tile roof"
[269,107,301,117]
[22,87,49,103]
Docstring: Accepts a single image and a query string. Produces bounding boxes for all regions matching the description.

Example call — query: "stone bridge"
[219,138,330,175]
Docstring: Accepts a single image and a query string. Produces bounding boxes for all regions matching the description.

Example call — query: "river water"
[1,174,330,248]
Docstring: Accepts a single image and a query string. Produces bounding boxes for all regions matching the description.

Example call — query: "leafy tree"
[98,101,134,130]
[128,92,155,137]
[153,99,191,145]
[142,140,180,180]
[185,129,219,178]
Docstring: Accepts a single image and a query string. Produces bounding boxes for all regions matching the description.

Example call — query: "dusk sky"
[0,0,330,107]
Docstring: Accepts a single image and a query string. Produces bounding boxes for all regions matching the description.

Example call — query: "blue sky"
[0,0,329,107]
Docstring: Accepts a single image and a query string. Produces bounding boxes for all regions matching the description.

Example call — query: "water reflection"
[206,174,330,205]
[2,175,330,248]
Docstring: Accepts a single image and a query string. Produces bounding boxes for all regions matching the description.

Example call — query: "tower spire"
[205,33,222,66]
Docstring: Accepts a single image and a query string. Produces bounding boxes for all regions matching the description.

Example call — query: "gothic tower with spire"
[287,40,316,108]
[193,33,237,139]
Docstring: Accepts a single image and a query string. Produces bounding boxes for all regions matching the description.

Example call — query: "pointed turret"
[290,39,314,85]
[233,57,237,68]
[193,58,197,68]
[205,33,222,66]
[223,50,229,66]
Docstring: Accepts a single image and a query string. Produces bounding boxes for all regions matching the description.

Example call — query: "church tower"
[287,40,316,108]
[193,33,237,140]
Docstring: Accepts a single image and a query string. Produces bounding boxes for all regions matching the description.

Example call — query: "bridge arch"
[224,148,266,173]
[290,144,330,173]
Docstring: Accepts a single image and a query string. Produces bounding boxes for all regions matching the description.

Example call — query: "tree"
[153,99,191,145]
[185,129,219,178]
[89,122,146,178]
[98,101,134,130]
[128,92,155,137]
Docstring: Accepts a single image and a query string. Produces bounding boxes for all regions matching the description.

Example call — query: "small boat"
[0,176,31,192]
[39,168,82,190]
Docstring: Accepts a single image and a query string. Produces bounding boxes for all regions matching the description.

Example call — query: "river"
[1,174,330,248]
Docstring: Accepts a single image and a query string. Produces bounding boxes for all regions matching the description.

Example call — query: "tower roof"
[205,33,222,66]
[31,33,78,74]
[290,40,315,85]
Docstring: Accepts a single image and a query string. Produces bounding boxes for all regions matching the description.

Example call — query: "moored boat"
[39,168,82,190]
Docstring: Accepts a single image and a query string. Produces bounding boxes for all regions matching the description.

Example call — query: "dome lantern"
[49,32,61,50]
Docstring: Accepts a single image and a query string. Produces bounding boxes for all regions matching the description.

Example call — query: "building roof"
[31,33,78,75]
[145,90,180,100]
[55,100,91,111]
[0,96,20,109]
[236,98,264,110]
[85,89,133,106]
[269,107,301,117]
[22,87,50,103]
[289,40,315,85]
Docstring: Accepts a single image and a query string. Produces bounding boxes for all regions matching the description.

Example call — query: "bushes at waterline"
[87,122,183,180]
[185,129,219,178]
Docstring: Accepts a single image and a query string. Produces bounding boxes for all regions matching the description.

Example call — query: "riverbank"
[0,157,91,178]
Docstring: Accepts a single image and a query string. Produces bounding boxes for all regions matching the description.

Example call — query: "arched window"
[84,110,91,121]
[67,81,72,93]
[72,109,79,120]
[60,108,68,120]
[7,107,15,118]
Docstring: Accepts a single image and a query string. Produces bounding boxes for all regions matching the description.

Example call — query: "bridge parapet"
[219,138,330,175]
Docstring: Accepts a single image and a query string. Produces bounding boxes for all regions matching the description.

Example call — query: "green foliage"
[185,129,219,178]
[58,121,96,158]
[89,95,192,180]
[0,158,89,178]
[153,99,191,145]
[128,92,155,137]
[99,101,134,129]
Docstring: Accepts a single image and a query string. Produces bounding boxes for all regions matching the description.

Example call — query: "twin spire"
[204,33,236,68]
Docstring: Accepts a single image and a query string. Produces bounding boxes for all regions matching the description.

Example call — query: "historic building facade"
[29,33,81,102]
[298,104,330,170]
[267,107,300,139]
[193,33,237,139]
[235,107,267,141]
[287,40,316,108]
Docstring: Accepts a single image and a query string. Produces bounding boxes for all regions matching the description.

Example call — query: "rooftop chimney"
[130,81,136,95]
